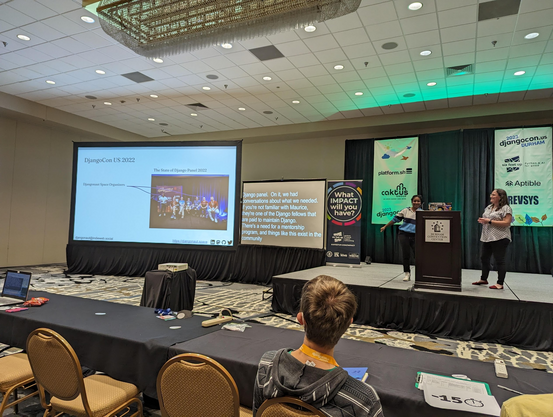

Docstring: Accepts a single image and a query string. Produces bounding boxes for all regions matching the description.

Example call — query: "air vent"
[446,64,474,77]
[249,45,284,61]
[478,0,520,21]
[185,103,209,111]
[121,72,154,83]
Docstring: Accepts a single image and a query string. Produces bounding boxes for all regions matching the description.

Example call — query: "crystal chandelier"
[97,0,361,58]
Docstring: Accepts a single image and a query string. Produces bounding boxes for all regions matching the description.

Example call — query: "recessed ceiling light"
[354,92,363,96]
[524,32,539,40]
[81,16,95,23]
[292,100,300,104]
[238,107,246,111]
[221,43,233,49]
[153,58,164,63]
[104,102,112,105]
[95,69,106,75]
[334,64,344,70]
[427,82,437,86]
[420,50,432,56]
[304,25,316,32]
[263,76,272,81]
[202,86,211,90]
[514,70,526,76]
[148,118,155,121]
[191,113,198,116]
[17,34,31,41]
[150,94,159,98]
[46,80,56,85]
[408,2,423,11]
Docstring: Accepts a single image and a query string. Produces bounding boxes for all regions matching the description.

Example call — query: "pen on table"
[497,385,524,395]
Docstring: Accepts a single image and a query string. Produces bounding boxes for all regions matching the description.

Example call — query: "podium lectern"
[415,211,462,291]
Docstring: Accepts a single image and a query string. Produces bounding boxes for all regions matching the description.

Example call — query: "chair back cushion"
[158,354,238,417]
[257,397,325,417]
[27,329,82,401]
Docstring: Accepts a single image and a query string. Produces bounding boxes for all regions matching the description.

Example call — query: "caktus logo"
[381,183,408,196]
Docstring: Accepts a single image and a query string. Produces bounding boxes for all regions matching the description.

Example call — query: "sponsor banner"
[326,180,362,265]
[372,137,419,224]
[495,127,552,227]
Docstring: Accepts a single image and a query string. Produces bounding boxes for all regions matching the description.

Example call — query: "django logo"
[381,183,408,197]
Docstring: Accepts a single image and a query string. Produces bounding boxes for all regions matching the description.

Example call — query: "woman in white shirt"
[473,189,512,289]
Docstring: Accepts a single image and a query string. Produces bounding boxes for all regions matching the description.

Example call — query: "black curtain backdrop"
[345,128,553,274]
[66,243,325,284]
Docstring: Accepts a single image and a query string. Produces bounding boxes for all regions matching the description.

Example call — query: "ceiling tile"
[438,6,478,29]
[401,14,439,35]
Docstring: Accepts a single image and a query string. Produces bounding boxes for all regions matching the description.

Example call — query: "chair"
[0,353,38,415]
[26,328,143,417]
[256,397,326,417]
[157,353,248,417]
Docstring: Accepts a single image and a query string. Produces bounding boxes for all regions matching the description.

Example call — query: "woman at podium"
[473,189,512,289]
[380,195,423,281]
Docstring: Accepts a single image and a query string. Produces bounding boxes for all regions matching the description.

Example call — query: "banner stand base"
[326,263,362,268]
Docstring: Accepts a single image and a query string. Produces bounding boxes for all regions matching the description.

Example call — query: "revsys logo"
[505,180,542,187]
[381,183,408,197]
[508,195,539,205]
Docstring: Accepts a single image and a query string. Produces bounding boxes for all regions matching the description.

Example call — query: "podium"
[415,211,462,291]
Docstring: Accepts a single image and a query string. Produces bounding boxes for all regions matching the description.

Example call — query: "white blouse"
[480,204,512,242]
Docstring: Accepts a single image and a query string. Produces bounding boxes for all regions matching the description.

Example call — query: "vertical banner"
[495,127,552,227]
[326,180,362,265]
[372,137,419,224]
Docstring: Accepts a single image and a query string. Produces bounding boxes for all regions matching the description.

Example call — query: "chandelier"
[97,0,362,58]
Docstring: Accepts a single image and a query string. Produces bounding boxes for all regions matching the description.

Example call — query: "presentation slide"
[241,180,326,249]
[71,142,241,248]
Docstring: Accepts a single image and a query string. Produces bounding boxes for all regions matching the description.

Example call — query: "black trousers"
[398,231,416,273]
[481,238,510,285]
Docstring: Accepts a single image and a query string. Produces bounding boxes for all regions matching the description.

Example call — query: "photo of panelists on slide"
[150,175,229,230]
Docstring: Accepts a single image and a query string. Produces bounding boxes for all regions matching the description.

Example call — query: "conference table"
[0,291,217,397]
[170,323,553,417]
[2,292,552,416]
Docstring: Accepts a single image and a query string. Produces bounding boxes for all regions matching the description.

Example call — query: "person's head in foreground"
[298,274,357,351]
[253,275,383,417]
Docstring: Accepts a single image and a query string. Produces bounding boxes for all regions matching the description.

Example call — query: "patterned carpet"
[1,264,552,415]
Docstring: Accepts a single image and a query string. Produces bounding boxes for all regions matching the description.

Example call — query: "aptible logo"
[381,183,408,197]
[505,180,541,187]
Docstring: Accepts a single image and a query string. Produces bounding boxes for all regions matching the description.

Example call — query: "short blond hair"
[300,275,357,348]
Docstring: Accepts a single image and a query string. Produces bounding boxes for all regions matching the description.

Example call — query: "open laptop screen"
[2,271,31,299]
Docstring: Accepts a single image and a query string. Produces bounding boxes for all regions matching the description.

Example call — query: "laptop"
[0,270,32,307]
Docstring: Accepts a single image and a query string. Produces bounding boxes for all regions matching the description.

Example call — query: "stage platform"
[271,264,553,351]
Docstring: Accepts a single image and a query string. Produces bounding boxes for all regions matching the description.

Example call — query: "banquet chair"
[26,328,143,417]
[256,397,326,417]
[157,353,252,417]
[0,353,37,415]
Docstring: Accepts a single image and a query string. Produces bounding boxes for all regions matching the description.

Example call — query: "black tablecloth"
[169,324,553,416]
[0,291,219,397]
[140,269,196,311]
